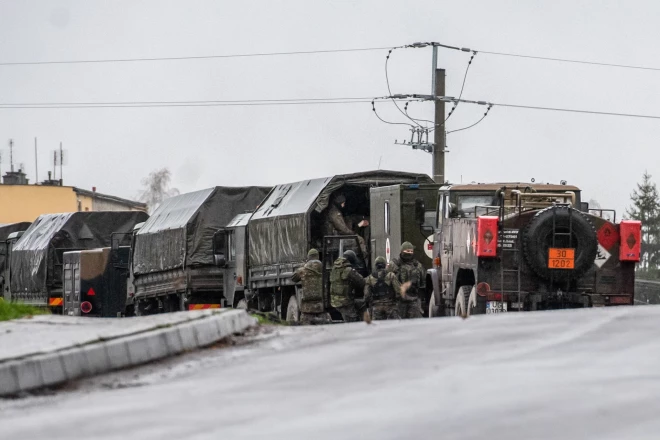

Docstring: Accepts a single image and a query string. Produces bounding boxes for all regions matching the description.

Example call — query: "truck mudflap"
[474,283,633,312]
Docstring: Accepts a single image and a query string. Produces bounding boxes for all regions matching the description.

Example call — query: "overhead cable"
[0,46,398,67]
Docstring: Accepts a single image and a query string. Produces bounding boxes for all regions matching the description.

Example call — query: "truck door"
[439,192,454,294]
[63,257,81,316]
[222,228,237,308]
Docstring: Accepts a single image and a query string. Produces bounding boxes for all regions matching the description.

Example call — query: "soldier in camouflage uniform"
[330,250,365,322]
[364,256,401,320]
[291,249,329,325]
[323,193,368,256]
[388,242,425,319]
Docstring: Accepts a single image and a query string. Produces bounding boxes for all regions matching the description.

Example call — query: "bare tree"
[139,168,179,212]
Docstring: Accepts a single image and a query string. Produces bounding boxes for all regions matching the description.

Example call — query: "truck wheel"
[236,298,248,310]
[522,205,597,281]
[428,292,441,318]
[466,286,478,316]
[286,296,300,322]
[455,285,471,317]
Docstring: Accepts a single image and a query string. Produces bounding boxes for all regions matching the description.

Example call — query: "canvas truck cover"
[248,170,433,266]
[10,211,148,294]
[133,186,271,275]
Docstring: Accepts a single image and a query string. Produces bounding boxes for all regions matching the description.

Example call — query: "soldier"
[388,241,425,319]
[364,256,401,320]
[291,248,329,325]
[330,250,366,322]
[323,193,368,256]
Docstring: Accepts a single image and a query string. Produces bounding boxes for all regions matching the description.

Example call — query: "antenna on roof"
[9,139,14,172]
[34,138,38,184]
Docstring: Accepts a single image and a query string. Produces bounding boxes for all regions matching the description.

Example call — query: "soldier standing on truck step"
[388,242,425,319]
[330,250,366,322]
[323,193,368,256]
[291,249,329,325]
[364,256,401,320]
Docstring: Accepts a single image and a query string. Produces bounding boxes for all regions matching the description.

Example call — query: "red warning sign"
[597,223,619,250]
[87,287,96,296]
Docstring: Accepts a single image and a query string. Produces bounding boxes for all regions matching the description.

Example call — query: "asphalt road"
[3,306,660,440]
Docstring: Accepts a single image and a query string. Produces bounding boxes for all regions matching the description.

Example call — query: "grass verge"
[0,299,48,322]
[250,311,288,326]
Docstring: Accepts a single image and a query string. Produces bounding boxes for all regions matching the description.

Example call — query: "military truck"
[62,246,131,317]
[425,182,640,317]
[9,211,148,312]
[0,222,31,298]
[130,186,271,315]
[218,170,433,321]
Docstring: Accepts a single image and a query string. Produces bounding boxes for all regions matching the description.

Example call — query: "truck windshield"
[457,195,495,218]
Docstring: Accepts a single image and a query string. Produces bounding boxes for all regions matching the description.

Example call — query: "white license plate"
[486,301,507,313]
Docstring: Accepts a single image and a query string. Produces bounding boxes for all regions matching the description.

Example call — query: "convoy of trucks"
[0,172,644,319]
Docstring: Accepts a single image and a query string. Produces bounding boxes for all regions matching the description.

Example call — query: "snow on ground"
[2,305,660,440]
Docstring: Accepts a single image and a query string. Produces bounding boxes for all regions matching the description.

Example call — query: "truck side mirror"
[580,202,589,212]
[414,198,425,226]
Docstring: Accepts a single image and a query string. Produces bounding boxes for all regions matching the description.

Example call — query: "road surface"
[2,305,660,440]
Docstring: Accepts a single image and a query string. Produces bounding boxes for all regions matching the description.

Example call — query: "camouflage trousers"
[399,297,422,319]
[336,303,360,322]
[371,302,400,320]
[300,312,331,325]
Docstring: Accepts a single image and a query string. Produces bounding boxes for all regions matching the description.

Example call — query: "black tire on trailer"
[286,295,300,322]
[522,206,598,281]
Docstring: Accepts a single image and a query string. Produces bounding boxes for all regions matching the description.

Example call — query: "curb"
[0,309,256,396]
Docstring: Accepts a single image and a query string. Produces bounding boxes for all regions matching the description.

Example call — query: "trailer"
[130,186,271,314]
[9,211,148,311]
[62,246,131,317]
[221,170,433,321]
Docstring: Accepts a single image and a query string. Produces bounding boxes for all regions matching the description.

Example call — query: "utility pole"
[432,45,446,184]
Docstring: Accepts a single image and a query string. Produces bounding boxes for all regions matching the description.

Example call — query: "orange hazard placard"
[548,248,575,269]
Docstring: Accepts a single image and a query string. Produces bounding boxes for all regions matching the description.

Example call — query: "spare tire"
[522,206,597,281]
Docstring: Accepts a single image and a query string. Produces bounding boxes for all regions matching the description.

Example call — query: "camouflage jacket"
[364,269,400,305]
[323,204,354,237]
[291,259,324,314]
[329,257,365,308]
[388,257,425,300]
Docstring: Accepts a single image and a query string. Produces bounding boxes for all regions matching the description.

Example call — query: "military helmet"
[343,249,358,266]
[307,248,320,260]
[375,256,387,265]
[401,241,415,252]
[334,193,346,205]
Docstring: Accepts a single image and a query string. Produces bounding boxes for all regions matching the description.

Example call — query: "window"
[456,195,495,218]
[384,201,390,235]
[227,231,236,262]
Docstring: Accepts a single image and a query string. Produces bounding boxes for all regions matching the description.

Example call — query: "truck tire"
[286,296,300,322]
[236,298,248,310]
[454,285,471,317]
[522,206,597,281]
[428,292,440,318]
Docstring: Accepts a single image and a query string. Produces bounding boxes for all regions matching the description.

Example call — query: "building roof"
[73,187,147,210]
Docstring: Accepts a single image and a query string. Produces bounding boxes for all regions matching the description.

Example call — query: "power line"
[0,97,375,106]
[0,46,396,67]
[479,50,660,72]
[447,104,493,134]
[425,41,660,72]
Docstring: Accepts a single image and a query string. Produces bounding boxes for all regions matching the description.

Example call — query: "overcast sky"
[0,0,658,216]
